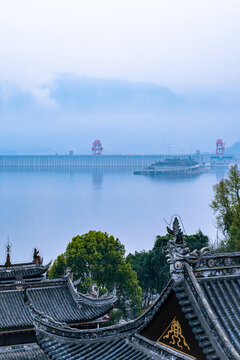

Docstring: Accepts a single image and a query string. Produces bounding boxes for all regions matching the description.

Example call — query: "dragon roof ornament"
[166,217,210,281]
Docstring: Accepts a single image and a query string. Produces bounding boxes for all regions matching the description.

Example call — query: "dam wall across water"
[0,154,211,170]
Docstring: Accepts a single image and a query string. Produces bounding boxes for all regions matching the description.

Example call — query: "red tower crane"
[216,139,225,156]
[92,140,103,155]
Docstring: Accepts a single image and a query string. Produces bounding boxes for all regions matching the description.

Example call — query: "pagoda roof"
[0,275,115,332]
[0,261,51,283]
[30,219,240,360]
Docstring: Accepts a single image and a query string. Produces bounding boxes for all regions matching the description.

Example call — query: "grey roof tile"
[199,276,240,354]
[0,278,114,330]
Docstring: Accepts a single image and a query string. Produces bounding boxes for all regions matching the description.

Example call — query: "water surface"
[0,168,224,263]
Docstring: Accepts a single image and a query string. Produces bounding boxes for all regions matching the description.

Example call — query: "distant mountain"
[47,74,182,112]
[0,75,181,113]
[0,74,240,154]
[226,141,240,154]
[0,74,239,114]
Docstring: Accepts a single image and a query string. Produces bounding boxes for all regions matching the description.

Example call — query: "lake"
[0,168,226,264]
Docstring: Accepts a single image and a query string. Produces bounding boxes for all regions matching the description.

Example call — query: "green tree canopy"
[48,231,142,315]
[211,164,240,252]
[127,230,209,307]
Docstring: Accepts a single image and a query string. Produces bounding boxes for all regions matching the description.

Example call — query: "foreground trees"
[49,231,142,316]
[211,164,240,252]
[50,229,209,312]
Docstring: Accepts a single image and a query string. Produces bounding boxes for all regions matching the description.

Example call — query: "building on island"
[29,218,240,360]
[0,248,115,359]
[134,158,206,176]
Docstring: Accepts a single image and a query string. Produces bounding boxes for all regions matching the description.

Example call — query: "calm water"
[0,168,225,264]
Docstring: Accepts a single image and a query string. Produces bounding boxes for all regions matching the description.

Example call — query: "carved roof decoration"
[28,218,240,360]
[166,217,210,281]
[33,248,43,265]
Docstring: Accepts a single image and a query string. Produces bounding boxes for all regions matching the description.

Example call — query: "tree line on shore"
[49,164,240,319]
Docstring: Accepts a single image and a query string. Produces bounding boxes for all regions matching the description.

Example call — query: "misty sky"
[0,0,240,154]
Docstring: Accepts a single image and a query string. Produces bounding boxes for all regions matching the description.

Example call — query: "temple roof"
[30,280,195,360]
[0,247,50,283]
[30,218,240,360]
[0,275,115,331]
[31,281,185,360]
[0,261,51,282]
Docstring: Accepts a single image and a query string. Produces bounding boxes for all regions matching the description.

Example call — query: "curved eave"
[31,279,174,343]
[66,276,117,308]
[77,291,117,307]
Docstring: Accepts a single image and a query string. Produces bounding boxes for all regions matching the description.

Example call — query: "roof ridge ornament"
[166,217,210,282]
[64,267,73,280]
[32,248,43,265]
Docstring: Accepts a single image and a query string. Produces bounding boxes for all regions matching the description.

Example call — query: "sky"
[0,0,240,154]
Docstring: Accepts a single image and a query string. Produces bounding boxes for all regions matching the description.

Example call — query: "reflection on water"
[92,168,103,189]
[0,167,225,264]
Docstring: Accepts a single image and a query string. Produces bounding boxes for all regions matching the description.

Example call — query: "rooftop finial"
[167,217,184,244]
[5,237,11,267]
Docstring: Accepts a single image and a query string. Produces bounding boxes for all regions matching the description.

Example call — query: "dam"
[0,153,210,170]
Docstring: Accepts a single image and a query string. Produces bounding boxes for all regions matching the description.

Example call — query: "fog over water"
[0,169,223,264]
[0,1,238,268]
[1,1,240,154]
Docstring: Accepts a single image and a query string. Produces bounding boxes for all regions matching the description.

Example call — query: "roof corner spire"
[166,216,210,282]
[5,238,11,267]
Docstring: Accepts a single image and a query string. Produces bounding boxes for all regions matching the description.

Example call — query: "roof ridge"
[0,260,51,268]
[0,277,67,291]
[28,279,174,343]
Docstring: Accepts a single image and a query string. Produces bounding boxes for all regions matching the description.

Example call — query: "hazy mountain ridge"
[226,141,240,154]
[1,74,239,113]
[0,74,239,154]
[0,75,182,113]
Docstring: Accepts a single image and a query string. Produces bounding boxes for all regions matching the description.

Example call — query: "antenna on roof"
[5,237,11,267]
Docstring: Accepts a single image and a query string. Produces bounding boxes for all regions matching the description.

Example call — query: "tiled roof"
[22,219,240,359]
[37,332,191,360]
[175,258,240,360]
[0,262,51,282]
[30,247,240,359]
[0,277,115,331]
[200,276,240,353]
[0,343,48,360]
[30,281,189,360]
[37,335,154,360]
